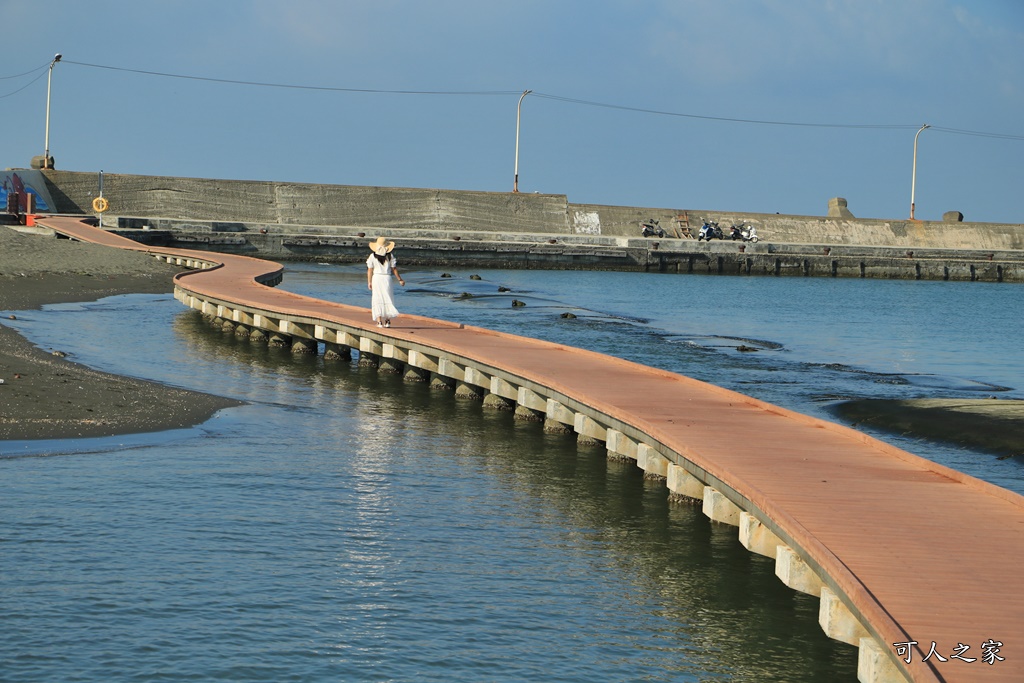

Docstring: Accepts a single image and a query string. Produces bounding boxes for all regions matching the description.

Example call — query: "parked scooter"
[697,219,723,241]
[729,223,759,242]
[640,218,665,238]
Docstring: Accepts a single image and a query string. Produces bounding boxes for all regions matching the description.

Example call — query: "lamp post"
[43,53,62,170]
[910,123,930,220]
[513,89,531,193]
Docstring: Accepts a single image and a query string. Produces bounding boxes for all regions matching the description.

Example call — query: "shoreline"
[0,228,243,441]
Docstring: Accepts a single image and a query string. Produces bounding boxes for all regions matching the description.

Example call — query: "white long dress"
[366,253,400,321]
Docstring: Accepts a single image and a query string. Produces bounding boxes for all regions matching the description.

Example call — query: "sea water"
[1,265,1021,682]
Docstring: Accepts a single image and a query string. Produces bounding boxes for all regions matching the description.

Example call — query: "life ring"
[92,196,109,213]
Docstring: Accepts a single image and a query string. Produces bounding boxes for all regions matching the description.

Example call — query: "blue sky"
[3,0,1022,223]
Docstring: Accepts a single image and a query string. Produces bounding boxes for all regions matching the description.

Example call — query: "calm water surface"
[2,265,1021,682]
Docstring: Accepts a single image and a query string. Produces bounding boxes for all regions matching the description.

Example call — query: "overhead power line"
[62,59,520,96]
[0,61,50,80]
[0,61,49,100]
[20,59,1015,141]
[530,92,915,130]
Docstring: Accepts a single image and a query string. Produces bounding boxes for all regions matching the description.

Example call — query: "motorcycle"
[697,219,723,241]
[729,223,759,242]
[640,219,665,238]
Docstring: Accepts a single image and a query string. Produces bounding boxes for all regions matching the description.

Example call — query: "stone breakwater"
[13,168,1024,280]
[118,220,1024,281]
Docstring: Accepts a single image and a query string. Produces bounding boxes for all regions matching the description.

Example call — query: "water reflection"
[170,311,858,680]
[6,267,1021,682]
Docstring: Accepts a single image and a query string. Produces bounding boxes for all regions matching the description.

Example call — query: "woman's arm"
[392,265,405,286]
[367,267,373,290]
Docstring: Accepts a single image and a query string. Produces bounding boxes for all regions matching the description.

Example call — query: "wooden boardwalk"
[36,216,1024,682]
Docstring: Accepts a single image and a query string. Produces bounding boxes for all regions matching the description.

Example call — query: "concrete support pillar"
[544,397,577,423]
[233,323,251,338]
[514,405,544,422]
[438,357,466,382]
[637,443,668,479]
[545,399,575,434]
[221,319,236,334]
[819,586,869,647]
[360,337,383,358]
[282,320,315,343]
[323,343,352,361]
[703,486,742,526]
[464,367,490,390]
[544,418,573,434]
[250,328,268,343]
[336,331,360,349]
[358,352,379,368]
[775,546,824,597]
[409,349,439,373]
[403,366,430,383]
[667,463,705,502]
[739,512,784,559]
[490,377,519,403]
[574,414,607,446]
[430,374,455,391]
[268,332,291,348]
[455,381,484,400]
[291,337,317,355]
[858,637,909,683]
[517,387,547,412]
[379,358,403,374]
[383,343,408,364]
[605,429,638,462]
[253,313,276,333]
[483,393,515,411]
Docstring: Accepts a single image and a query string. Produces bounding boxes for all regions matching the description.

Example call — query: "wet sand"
[0,226,242,440]
[832,397,1024,460]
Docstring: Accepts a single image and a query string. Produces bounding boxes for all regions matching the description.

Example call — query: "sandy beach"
[0,225,242,440]
[1,222,1021,457]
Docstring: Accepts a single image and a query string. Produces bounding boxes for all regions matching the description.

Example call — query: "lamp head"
[53,54,62,63]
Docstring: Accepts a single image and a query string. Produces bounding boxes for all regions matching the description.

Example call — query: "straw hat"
[368,236,395,255]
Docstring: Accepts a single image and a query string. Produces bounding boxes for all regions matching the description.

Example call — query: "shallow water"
[1,265,1021,682]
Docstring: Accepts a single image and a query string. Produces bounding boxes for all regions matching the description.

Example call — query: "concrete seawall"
[14,168,1024,281]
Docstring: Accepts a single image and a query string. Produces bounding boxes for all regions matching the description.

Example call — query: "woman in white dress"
[365,236,405,327]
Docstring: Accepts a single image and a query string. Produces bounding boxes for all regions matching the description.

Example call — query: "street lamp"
[43,53,62,170]
[910,123,930,220]
[513,89,531,193]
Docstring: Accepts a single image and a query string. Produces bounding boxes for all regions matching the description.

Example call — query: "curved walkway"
[38,216,1024,682]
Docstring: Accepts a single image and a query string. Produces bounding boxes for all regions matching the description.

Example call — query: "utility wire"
[929,126,1024,141]
[49,59,1024,141]
[530,92,915,130]
[0,62,50,80]
[0,68,48,100]
[62,59,520,96]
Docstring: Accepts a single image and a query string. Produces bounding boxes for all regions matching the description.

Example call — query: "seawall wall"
[29,169,1023,249]
[6,168,1022,281]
